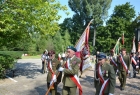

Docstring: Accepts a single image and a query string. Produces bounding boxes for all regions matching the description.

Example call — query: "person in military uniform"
[58,46,82,95]
[94,53,116,95]
[47,50,62,95]
[117,48,130,90]
[110,49,118,73]
[131,52,139,78]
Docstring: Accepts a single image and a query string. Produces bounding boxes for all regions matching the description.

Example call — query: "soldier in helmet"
[94,52,116,95]
[47,50,62,95]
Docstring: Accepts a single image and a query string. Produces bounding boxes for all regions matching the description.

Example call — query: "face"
[66,49,75,58]
[122,50,126,55]
[98,58,105,64]
[49,54,55,59]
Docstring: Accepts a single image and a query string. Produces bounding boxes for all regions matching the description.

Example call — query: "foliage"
[0,0,67,51]
[0,54,15,78]
[105,2,136,52]
[0,51,23,59]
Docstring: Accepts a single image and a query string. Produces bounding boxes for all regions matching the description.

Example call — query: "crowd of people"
[40,46,140,95]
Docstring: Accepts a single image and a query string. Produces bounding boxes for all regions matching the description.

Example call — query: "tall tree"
[0,0,67,50]
[106,2,135,51]
[68,0,112,48]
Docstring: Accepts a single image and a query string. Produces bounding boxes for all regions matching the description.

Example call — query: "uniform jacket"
[62,55,81,87]
[47,58,62,83]
[131,56,139,68]
[117,54,130,72]
[94,62,116,94]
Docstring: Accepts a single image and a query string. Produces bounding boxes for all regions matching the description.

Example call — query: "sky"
[57,0,140,23]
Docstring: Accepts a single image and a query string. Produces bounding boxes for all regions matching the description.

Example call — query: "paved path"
[0,59,140,95]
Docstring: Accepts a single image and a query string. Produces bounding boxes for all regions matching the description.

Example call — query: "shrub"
[0,54,15,79]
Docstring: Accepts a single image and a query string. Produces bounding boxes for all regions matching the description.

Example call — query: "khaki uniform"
[47,58,62,95]
[110,55,118,73]
[117,54,130,89]
[94,62,116,95]
[62,56,81,95]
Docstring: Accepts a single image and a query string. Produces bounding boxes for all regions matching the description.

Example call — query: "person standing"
[58,46,82,95]
[131,52,139,78]
[110,49,118,73]
[94,53,116,95]
[117,48,130,90]
[47,50,62,95]
[41,51,47,74]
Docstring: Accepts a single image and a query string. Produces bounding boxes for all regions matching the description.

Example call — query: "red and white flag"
[131,36,136,53]
[75,21,92,72]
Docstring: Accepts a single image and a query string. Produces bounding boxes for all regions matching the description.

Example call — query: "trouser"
[118,71,127,88]
[62,86,77,95]
[47,82,58,95]
[42,61,46,73]
[133,68,137,77]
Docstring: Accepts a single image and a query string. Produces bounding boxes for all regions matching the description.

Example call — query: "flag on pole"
[131,36,136,53]
[75,20,93,72]
[113,37,121,56]
[122,32,124,45]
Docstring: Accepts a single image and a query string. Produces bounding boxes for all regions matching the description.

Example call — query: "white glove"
[58,67,64,71]
[50,75,57,86]
[128,70,130,73]
[109,93,114,95]
[136,66,139,69]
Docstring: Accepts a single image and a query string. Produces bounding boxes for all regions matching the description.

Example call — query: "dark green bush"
[0,54,15,78]
[0,51,23,59]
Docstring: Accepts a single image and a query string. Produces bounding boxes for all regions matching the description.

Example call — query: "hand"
[128,70,130,73]
[58,67,64,71]
[109,93,114,95]
[136,66,139,69]
[53,75,57,82]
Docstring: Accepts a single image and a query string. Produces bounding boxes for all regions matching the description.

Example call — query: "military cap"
[110,49,114,52]
[48,50,55,55]
[98,53,106,59]
[67,46,77,52]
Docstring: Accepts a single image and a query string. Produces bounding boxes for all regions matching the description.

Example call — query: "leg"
[122,71,127,89]
[62,86,69,95]
[118,71,123,87]
[69,86,77,95]
[42,61,45,73]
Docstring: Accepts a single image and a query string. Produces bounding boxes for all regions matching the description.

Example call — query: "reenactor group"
[41,46,140,95]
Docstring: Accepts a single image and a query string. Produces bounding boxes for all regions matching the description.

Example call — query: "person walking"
[94,52,116,95]
[58,46,82,95]
[41,51,47,74]
[117,48,130,90]
[131,52,139,78]
[109,49,118,73]
[47,50,62,95]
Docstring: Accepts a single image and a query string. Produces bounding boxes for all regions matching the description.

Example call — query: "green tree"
[0,0,67,50]
[68,0,112,47]
[106,2,135,51]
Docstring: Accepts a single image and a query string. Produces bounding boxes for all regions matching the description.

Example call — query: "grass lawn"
[22,55,41,59]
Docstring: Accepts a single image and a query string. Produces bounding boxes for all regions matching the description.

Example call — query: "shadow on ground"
[13,62,42,79]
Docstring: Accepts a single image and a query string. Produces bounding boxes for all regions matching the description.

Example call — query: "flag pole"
[75,19,93,47]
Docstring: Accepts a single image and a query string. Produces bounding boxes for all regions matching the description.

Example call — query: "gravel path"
[0,59,140,95]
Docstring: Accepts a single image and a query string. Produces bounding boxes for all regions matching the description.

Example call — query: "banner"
[75,20,93,72]
[131,36,136,53]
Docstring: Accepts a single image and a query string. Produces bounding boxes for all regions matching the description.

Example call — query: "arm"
[63,59,81,75]
[109,65,116,94]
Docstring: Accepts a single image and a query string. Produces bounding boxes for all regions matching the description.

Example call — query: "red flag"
[122,32,124,45]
